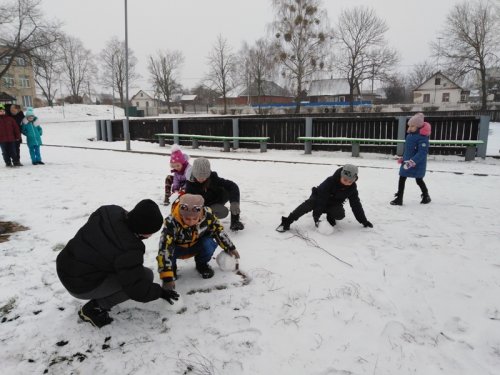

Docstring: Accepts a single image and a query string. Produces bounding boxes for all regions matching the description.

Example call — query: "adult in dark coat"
[185,157,244,231]
[56,199,179,328]
[277,165,373,232]
[0,103,21,167]
[6,104,24,163]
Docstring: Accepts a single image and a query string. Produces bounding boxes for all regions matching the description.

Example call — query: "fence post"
[106,120,113,142]
[396,116,407,155]
[477,115,489,159]
[100,120,107,141]
[232,118,239,150]
[95,120,102,140]
[173,118,179,144]
[305,117,313,154]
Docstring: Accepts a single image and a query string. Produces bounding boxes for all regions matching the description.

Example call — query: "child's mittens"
[403,159,416,170]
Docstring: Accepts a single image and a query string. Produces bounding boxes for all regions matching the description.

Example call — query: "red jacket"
[0,115,21,142]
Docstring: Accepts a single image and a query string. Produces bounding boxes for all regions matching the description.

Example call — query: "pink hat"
[408,113,425,128]
[170,145,187,164]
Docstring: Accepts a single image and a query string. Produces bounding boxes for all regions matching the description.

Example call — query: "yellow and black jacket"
[157,201,235,282]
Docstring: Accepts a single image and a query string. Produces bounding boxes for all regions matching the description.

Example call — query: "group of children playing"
[56,111,433,328]
[0,104,44,167]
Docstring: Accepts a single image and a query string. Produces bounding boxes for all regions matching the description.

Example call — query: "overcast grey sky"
[41,0,462,92]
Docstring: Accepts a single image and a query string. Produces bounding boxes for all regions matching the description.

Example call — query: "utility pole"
[123,0,131,151]
[111,54,115,119]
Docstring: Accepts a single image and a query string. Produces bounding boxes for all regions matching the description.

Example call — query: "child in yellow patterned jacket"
[157,194,240,290]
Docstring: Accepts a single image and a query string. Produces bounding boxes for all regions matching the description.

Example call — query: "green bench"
[297,137,405,157]
[156,133,270,152]
[297,137,484,161]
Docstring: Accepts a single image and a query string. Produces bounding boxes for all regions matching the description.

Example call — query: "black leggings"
[398,176,428,195]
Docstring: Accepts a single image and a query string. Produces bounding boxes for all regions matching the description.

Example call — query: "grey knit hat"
[191,158,211,180]
[341,164,358,181]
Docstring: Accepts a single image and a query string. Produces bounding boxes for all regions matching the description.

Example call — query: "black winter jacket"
[185,171,240,206]
[56,205,163,302]
[312,167,368,224]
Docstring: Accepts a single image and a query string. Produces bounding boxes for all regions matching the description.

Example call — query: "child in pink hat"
[164,145,191,205]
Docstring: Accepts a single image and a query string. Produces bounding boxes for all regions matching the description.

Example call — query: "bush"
[422,106,439,112]
[373,105,383,113]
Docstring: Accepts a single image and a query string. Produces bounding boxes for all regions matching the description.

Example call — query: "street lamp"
[123,0,131,151]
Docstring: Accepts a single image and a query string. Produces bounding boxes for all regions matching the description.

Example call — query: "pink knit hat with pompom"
[170,144,187,164]
[408,113,425,128]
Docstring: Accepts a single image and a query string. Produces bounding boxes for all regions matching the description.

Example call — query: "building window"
[460,92,467,102]
[435,78,441,85]
[2,75,15,87]
[423,94,430,103]
[19,75,30,88]
[22,96,32,107]
[442,93,450,102]
[136,102,139,107]
[140,93,143,97]
[146,101,149,107]
[338,96,345,102]
[16,57,27,66]
[0,56,10,65]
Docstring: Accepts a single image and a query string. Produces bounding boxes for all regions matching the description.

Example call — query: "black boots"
[230,214,245,231]
[196,263,214,279]
[420,194,431,204]
[276,216,292,232]
[390,192,403,206]
[78,300,113,328]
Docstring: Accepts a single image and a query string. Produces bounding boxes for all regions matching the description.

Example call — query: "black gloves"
[161,289,180,305]
[363,220,373,228]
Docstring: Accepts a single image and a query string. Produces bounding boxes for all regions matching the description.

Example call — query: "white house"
[130,90,161,116]
[413,72,469,105]
[307,78,359,102]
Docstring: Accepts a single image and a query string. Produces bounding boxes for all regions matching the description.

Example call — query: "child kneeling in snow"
[277,164,373,232]
[164,145,191,205]
[157,193,240,290]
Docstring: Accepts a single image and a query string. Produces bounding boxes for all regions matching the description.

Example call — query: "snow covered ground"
[1,105,500,374]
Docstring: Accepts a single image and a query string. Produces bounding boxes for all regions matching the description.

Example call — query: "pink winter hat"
[169,145,187,164]
[408,113,425,128]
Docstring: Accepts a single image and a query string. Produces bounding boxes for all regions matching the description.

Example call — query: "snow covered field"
[1,105,500,374]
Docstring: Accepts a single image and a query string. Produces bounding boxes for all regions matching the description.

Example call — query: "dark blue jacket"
[400,132,429,178]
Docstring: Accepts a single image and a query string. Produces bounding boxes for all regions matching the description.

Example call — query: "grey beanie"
[191,158,211,180]
[341,164,358,181]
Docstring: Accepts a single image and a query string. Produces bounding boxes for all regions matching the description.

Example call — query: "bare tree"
[59,36,96,103]
[271,0,332,113]
[99,37,140,108]
[332,6,399,110]
[148,50,184,113]
[31,39,64,106]
[0,0,60,80]
[206,35,236,114]
[238,39,277,113]
[432,0,500,110]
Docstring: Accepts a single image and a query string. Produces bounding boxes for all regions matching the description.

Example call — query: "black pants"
[68,267,154,310]
[0,142,19,165]
[397,176,428,195]
[289,196,345,226]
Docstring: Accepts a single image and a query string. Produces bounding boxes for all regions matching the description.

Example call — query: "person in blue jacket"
[21,107,44,165]
[390,112,432,205]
